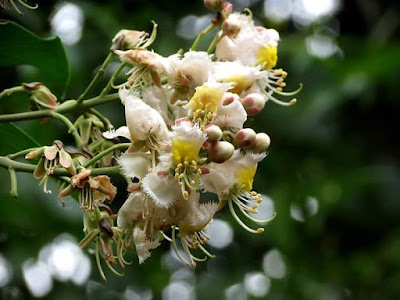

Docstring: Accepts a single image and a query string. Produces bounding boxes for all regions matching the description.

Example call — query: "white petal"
[214,94,247,129]
[133,227,161,264]
[118,151,150,180]
[142,171,180,208]
[103,126,131,140]
[142,85,172,125]
[125,94,170,142]
[117,191,146,228]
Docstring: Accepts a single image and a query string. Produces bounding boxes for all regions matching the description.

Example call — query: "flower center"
[256,45,278,69]
[225,74,253,94]
[236,165,257,191]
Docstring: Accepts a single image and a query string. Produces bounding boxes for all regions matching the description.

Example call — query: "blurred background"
[0,0,399,299]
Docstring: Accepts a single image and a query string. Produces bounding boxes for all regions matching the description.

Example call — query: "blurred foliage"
[0,0,400,299]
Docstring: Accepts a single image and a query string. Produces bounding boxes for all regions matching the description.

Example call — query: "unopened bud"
[252,133,271,153]
[222,17,241,38]
[112,30,147,50]
[241,93,266,116]
[204,0,224,11]
[221,93,239,106]
[233,128,256,148]
[204,124,223,141]
[222,2,233,17]
[25,147,44,159]
[23,82,59,109]
[208,141,234,163]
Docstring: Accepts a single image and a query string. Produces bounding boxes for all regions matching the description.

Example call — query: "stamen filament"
[228,199,262,234]
[171,226,192,266]
[95,240,107,281]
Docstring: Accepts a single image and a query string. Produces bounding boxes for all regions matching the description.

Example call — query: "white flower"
[212,61,268,95]
[170,122,207,166]
[216,13,280,69]
[123,92,170,142]
[202,150,273,234]
[186,78,232,121]
[202,150,266,197]
[214,92,247,129]
[167,51,212,90]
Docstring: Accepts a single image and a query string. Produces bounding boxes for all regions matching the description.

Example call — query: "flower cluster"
[103,3,300,268]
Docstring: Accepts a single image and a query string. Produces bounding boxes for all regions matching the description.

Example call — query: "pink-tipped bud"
[209,141,234,163]
[252,133,271,153]
[222,2,233,17]
[241,93,266,116]
[222,17,241,38]
[221,93,239,106]
[233,128,256,148]
[204,124,223,141]
[204,0,224,11]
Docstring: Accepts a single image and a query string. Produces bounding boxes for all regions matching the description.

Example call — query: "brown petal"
[25,147,44,159]
[44,145,58,160]
[59,149,72,168]
[33,157,46,179]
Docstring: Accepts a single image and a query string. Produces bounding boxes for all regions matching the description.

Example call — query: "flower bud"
[208,141,234,163]
[204,124,223,141]
[222,17,241,38]
[241,93,266,116]
[23,82,59,109]
[221,93,239,106]
[222,2,233,17]
[233,128,256,148]
[25,147,44,159]
[112,29,147,50]
[252,133,271,153]
[204,0,224,11]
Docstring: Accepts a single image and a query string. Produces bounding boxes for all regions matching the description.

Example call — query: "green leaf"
[0,20,70,98]
[0,123,40,156]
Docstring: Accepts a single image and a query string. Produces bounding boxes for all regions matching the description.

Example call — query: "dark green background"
[1,0,399,299]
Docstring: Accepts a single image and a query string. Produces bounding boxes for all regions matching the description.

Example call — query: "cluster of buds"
[102,2,300,268]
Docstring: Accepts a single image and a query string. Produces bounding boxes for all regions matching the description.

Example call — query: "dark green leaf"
[0,122,40,155]
[0,20,70,98]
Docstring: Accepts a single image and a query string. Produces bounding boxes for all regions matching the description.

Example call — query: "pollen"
[171,137,201,165]
[256,45,278,69]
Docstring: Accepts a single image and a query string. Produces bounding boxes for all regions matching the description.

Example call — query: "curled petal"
[103,126,131,141]
[93,176,117,202]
